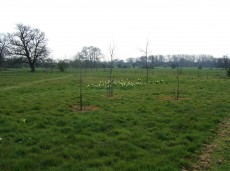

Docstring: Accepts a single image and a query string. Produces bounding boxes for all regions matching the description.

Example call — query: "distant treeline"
[1,54,230,71]
[1,24,230,72]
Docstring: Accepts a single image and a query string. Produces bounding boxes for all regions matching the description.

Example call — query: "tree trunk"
[176,64,179,100]
[30,64,35,72]
[146,68,149,82]
[176,75,179,100]
[79,61,83,110]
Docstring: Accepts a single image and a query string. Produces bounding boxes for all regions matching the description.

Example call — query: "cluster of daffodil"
[86,79,144,90]
[154,80,168,84]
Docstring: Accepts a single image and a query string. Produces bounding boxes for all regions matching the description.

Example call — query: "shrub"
[57,60,68,72]
[227,67,230,77]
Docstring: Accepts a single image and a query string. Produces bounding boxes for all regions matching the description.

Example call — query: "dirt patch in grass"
[159,96,190,101]
[71,105,99,112]
[184,116,230,171]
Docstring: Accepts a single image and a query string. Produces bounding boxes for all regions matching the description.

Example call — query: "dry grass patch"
[71,105,99,112]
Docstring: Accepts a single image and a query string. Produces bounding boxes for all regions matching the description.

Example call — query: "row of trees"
[42,54,230,71]
[126,55,230,69]
[1,24,230,72]
[2,51,230,71]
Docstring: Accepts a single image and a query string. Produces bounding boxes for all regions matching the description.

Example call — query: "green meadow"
[0,68,229,171]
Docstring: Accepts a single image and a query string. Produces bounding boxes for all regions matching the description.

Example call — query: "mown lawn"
[0,68,229,170]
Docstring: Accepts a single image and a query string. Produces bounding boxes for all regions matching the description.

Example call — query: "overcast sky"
[1,0,230,60]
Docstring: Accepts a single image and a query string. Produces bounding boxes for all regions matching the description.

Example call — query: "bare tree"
[176,62,180,100]
[148,55,155,69]
[43,57,56,71]
[79,54,83,110]
[79,46,103,68]
[91,46,103,68]
[222,55,229,70]
[140,41,150,82]
[9,24,49,72]
[126,57,136,68]
[0,33,10,69]
[75,53,84,110]
[108,42,115,97]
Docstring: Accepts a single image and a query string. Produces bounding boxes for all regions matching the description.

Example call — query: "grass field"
[0,68,229,171]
